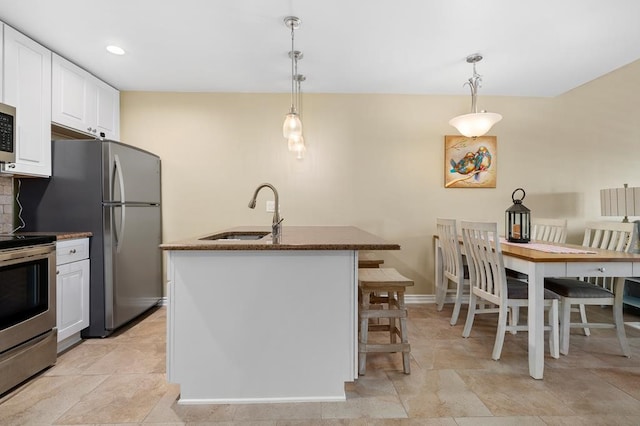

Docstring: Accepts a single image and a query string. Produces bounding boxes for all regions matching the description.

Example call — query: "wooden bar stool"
[358,267,413,375]
[358,251,385,324]
[358,251,384,268]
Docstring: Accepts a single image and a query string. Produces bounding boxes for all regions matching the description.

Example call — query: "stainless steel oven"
[0,236,57,395]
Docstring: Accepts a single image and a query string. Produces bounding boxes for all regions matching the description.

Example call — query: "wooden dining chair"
[510,218,569,329]
[460,221,559,360]
[544,221,635,356]
[531,218,567,243]
[435,218,468,326]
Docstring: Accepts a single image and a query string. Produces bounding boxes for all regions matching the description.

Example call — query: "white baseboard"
[404,294,434,304]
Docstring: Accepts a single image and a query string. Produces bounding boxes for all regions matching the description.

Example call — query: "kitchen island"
[161,226,399,404]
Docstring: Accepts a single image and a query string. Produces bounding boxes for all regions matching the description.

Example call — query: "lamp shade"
[600,185,640,222]
[449,112,503,138]
[283,112,302,139]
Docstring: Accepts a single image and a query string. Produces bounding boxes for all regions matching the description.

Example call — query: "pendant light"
[282,16,302,140]
[287,73,306,159]
[449,54,502,138]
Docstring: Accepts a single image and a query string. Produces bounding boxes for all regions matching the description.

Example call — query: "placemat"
[500,238,597,254]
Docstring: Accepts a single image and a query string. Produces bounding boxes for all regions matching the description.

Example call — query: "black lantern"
[506,188,530,243]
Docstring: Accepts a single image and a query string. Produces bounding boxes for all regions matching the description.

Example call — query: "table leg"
[528,262,545,379]
[613,277,631,357]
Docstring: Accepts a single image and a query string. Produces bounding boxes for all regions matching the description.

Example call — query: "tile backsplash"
[0,177,13,233]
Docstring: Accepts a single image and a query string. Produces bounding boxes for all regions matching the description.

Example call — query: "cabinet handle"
[87,127,93,131]
[598,267,605,272]
[7,163,15,169]
[69,249,77,254]
[56,270,60,275]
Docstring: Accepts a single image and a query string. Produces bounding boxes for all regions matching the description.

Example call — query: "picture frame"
[444,135,497,188]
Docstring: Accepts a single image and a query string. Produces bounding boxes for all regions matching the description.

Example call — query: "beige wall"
[120,60,640,295]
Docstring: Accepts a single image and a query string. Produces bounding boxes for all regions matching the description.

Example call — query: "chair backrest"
[436,218,464,282]
[582,221,635,252]
[581,221,635,289]
[531,218,567,243]
[460,221,507,305]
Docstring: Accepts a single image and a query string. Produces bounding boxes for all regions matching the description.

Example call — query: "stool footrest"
[367,324,401,334]
[360,309,407,319]
[359,343,410,353]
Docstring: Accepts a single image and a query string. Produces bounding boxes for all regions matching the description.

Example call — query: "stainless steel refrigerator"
[20,139,162,337]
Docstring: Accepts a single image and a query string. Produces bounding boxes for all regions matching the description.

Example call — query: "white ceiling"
[0,0,639,97]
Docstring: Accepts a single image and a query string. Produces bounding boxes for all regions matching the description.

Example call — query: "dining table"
[434,236,640,379]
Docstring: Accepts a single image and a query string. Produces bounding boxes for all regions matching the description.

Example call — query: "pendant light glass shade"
[449,111,502,138]
[288,134,306,159]
[450,54,502,138]
[283,110,302,139]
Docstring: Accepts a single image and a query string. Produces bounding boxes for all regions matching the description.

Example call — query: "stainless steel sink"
[199,231,270,241]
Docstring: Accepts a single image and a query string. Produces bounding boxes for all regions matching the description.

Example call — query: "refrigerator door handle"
[115,205,126,253]
[113,154,126,202]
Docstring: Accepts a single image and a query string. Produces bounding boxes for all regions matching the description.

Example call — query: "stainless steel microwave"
[0,102,16,164]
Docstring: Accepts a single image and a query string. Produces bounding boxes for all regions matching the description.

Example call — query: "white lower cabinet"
[56,238,90,352]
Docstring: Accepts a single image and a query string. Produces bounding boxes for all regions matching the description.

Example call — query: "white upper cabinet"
[1,24,52,177]
[0,23,3,101]
[52,53,120,141]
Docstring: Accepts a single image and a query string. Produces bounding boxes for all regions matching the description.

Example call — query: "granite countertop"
[18,231,93,241]
[160,226,400,251]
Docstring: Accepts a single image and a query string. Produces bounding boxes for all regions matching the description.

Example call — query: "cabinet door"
[94,78,120,141]
[52,53,91,133]
[57,259,90,342]
[1,25,51,177]
[0,22,3,101]
[52,53,120,141]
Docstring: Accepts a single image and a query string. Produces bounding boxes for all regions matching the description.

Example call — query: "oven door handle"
[0,244,55,264]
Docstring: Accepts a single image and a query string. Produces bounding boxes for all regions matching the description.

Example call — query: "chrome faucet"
[248,183,283,243]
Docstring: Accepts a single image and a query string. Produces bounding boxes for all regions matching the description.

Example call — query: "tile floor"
[1,303,639,425]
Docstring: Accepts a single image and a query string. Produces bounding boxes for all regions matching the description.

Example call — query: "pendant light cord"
[294,50,300,118]
[290,24,296,113]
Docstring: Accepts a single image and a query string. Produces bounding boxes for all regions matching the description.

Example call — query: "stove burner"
[0,234,56,250]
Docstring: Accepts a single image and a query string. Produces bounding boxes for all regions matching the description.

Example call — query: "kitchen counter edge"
[160,226,400,251]
[19,231,93,241]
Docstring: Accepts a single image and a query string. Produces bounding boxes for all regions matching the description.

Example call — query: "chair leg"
[436,276,447,311]
[578,303,590,336]
[492,304,508,360]
[509,306,520,335]
[560,299,571,356]
[548,300,559,359]
[450,279,464,326]
[462,292,477,338]
[397,290,411,374]
[358,290,371,375]
[389,290,397,344]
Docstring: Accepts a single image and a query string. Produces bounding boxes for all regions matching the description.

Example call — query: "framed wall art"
[444,135,497,188]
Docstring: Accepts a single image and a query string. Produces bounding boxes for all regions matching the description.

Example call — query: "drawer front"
[566,262,633,277]
[56,238,89,265]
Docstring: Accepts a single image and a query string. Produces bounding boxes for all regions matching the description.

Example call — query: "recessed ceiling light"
[106,45,125,55]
